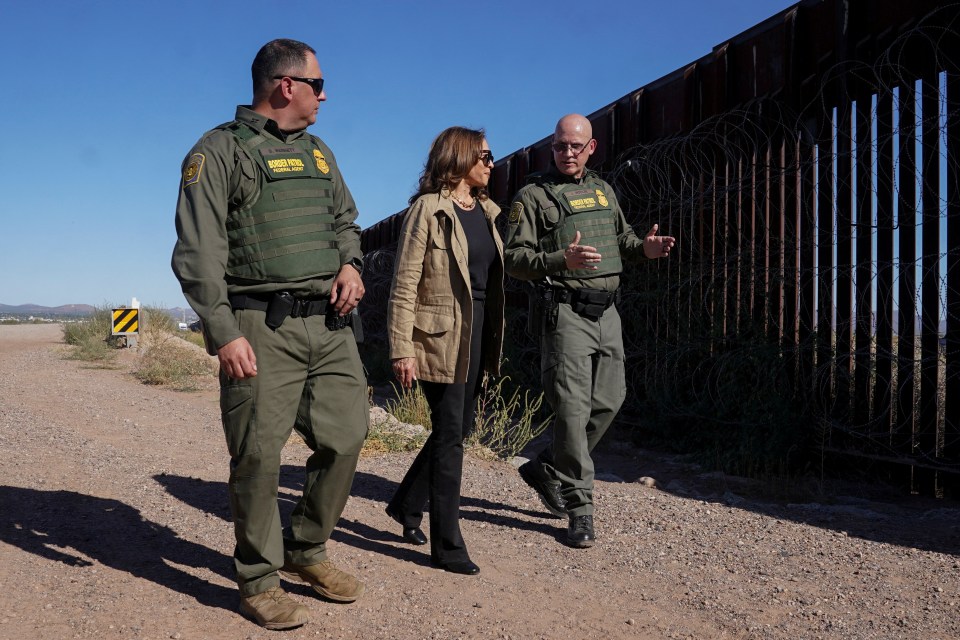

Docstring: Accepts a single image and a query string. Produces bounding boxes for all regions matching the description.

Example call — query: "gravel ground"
[1,323,959,640]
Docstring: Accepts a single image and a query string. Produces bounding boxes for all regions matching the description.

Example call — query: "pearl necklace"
[450,192,476,210]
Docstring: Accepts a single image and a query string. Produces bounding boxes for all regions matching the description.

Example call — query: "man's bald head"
[555,114,592,139]
[552,113,596,179]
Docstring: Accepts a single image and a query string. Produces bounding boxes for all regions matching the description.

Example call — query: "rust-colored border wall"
[360,0,960,493]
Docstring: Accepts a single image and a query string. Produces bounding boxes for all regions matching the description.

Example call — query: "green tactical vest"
[529,175,623,279]
[219,122,341,283]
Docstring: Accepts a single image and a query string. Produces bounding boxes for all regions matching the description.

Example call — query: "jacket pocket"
[543,204,561,227]
[429,236,451,272]
[413,302,454,376]
[413,303,454,334]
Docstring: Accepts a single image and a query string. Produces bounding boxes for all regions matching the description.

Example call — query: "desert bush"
[141,307,177,333]
[134,334,216,390]
[384,383,431,429]
[62,306,117,364]
[363,411,428,455]
[180,330,207,349]
[60,304,216,389]
[383,374,552,460]
[468,375,552,459]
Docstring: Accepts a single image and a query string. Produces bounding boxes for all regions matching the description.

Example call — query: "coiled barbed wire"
[604,4,958,471]
[359,4,959,474]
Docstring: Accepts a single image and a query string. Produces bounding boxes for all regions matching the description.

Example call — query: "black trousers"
[387,301,485,563]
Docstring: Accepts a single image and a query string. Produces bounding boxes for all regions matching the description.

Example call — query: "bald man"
[504,114,674,548]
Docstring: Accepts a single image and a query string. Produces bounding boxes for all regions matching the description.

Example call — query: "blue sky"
[0,0,795,308]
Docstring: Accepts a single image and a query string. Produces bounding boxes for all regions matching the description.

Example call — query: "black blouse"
[454,203,496,301]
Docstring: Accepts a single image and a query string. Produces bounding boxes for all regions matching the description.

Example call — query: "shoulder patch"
[182,153,205,188]
[508,201,524,224]
[313,149,330,174]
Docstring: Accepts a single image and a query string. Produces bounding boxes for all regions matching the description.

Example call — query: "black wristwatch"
[344,257,363,275]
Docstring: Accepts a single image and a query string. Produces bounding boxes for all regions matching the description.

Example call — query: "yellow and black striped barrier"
[112,308,140,335]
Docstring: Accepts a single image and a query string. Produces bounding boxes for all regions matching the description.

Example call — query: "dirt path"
[1,323,959,639]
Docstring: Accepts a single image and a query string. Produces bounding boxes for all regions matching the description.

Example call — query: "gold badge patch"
[314,149,330,174]
[595,189,609,207]
[182,153,205,188]
[509,201,524,223]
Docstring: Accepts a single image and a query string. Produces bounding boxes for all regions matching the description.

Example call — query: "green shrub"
[363,412,428,455]
[141,307,176,333]
[468,375,552,459]
[180,331,207,349]
[384,383,431,429]
[60,305,215,388]
[62,306,117,364]
[134,334,216,390]
[382,374,552,460]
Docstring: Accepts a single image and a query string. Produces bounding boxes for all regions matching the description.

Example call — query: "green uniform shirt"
[172,106,363,351]
[503,167,647,291]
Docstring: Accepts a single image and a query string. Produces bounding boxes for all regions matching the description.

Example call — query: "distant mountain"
[165,307,199,323]
[0,303,198,323]
[0,303,95,316]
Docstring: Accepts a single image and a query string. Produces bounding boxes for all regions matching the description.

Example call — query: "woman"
[385,126,505,575]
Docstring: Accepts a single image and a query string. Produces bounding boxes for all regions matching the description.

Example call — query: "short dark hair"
[251,39,316,101]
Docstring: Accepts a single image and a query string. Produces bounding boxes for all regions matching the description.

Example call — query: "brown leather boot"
[280,559,364,602]
[239,586,309,630]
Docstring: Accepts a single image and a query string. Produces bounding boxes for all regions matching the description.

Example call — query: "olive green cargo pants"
[220,309,368,596]
[538,302,626,517]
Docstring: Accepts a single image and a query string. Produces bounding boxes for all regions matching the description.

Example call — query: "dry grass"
[62,305,216,390]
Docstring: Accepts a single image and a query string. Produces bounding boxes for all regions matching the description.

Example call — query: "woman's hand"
[392,357,418,389]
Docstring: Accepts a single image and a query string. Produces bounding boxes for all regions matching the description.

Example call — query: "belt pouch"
[265,292,295,330]
[325,307,351,331]
[573,289,609,321]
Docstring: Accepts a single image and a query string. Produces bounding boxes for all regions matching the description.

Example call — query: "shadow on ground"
[155,443,960,564]
[0,486,236,612]
[588,434,960,557]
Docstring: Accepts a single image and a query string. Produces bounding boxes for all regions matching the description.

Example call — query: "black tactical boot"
[518,460,565,518]
[566,514,595,548]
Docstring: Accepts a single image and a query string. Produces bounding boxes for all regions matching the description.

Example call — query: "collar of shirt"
[234,105,306,142]
[543,165,598,186]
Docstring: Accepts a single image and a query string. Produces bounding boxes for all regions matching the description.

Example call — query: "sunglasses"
[478,150,495,166]
[551,141,591,154]
[274,75,325,96]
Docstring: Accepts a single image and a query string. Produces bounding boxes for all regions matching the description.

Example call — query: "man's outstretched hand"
[643,224,676,259]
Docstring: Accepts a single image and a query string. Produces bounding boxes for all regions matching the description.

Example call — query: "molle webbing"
[535,180,623,279]
[222,122,341,282]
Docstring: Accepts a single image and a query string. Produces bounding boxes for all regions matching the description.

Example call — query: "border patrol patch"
[182,153,204,188]
[509,201,524,224]
[314,149,330,174]
[595,189,609,207]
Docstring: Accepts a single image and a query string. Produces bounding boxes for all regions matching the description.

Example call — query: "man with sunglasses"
[504,114,675,548]
[172,39,367,630]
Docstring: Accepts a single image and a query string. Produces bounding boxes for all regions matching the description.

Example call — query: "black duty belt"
[229,292,330,317]
[547,286,619,309]
[231,292,336,332]
[540,285,620,322]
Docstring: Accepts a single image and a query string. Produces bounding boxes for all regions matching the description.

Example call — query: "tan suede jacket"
[387,192,505,384]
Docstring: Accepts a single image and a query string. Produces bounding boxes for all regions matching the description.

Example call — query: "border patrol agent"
[172,39,367,630]
[504,114,675,548]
